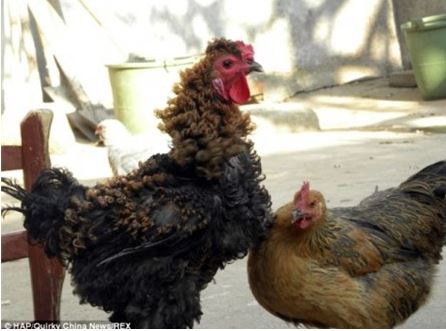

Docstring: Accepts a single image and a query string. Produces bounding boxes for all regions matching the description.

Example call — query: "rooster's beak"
[248,61,263,74]
[291,209,305,223]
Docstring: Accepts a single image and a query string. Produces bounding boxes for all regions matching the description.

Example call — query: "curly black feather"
[2,170,86,259]
[1,38,273,328]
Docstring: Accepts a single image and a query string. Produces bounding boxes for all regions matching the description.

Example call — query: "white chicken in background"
[95,119,170,176]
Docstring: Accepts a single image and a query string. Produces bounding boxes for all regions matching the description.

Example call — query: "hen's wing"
[328,161,446,270]
[327,200,440,276]
[328,175,445,273]
[314,213,384,276]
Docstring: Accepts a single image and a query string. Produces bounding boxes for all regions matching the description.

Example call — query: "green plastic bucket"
[401,13,446,100]
[107,57,196,133]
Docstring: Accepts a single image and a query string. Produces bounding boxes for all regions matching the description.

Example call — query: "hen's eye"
[309,201,316,208]
[222,60,233,68]
[246,58,253,65]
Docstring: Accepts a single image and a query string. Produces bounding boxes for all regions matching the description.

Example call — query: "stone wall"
[90,0,405,101]
[4,0,446,114]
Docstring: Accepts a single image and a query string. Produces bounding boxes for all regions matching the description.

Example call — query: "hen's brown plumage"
[248,160,446,328]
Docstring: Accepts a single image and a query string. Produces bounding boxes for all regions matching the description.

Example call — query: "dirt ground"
[1,77,446,328]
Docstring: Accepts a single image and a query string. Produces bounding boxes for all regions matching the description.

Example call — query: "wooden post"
[20,109,65,322]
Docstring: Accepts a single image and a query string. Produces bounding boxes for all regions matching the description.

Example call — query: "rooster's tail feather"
[1,168,85,259]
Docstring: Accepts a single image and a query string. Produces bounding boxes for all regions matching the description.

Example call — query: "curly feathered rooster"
[2,38,272,328]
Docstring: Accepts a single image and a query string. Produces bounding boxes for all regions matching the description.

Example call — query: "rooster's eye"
[309,201,316,208]
[222,60,233,69]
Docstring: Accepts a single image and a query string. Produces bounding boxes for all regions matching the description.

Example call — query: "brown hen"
[248,160,446,328]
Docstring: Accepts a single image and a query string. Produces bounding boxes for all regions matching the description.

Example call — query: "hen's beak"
[248,61,263,74]
[95,126,105,146]
[291,208,305,224]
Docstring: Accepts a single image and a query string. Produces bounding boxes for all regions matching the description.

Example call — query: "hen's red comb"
[235,41,254,60]
[294,181,310,206]
[301,181,310,194]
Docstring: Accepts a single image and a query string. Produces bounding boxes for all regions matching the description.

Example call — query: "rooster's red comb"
[235,41,254,60]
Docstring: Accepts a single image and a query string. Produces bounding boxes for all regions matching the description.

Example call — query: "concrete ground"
[1,77,446,328]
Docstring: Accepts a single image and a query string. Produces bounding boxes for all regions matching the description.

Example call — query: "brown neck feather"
[156,59,255,180]
[273,203,332,256]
